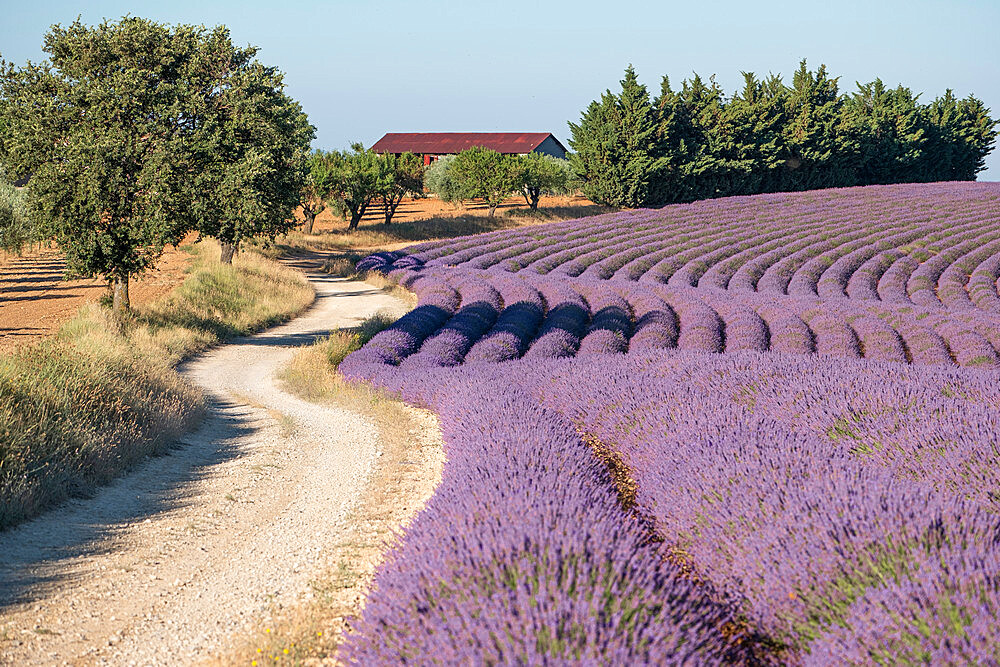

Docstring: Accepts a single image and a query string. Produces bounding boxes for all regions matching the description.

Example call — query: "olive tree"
[330,144,383,230]
[0,18,212,316]
[518,153,573,209]
[0,167,33,251]
[424,155,466,206]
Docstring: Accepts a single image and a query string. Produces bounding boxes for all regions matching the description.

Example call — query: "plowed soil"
[0,244,194,352]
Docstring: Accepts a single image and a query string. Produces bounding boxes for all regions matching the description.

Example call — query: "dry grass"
[220,318,445,665]
[0,241,315,530]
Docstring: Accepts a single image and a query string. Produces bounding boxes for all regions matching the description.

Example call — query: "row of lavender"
[340,184,1000,663]
[351,264,999,369]
[378,182,1000,317]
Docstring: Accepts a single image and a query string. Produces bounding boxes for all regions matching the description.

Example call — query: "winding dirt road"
[0,270,420,665]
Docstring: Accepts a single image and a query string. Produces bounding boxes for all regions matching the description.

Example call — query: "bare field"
[0,243,195,351]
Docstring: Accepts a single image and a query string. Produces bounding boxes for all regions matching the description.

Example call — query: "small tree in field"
[424,155,466,206]
[0,18,212,318]
[518,153,573,209]
[191,32,314,263]
[300,150,338,234]
[330,144,383,230]
[376,152,424,224]
[451,146,521,216]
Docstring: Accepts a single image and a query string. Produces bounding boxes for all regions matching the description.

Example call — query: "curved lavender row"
[850,315,908,363]
[464,277,546,363]
[793,211,986,300]
[398,277,502,369]
[339,277,459,369]
[876,254,919,304]
[522,281,590,359]
[698,216,836,290]
[804,312,862,359]
[576,284,633,355]
[616,285,679,353]
[817,226,932,299]
[846,249,901,300]
[938,236,1000,311]
[355,250,404,273]
[969,250,1000,313]
[340,378,744,665]
[907,227,996,309]
[699,292,770,352]
[651,287,724,353]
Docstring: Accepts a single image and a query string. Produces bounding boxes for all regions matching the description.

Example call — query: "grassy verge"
[0,241,314,530]
[221,314,446,664]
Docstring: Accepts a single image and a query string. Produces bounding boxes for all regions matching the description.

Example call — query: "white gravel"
[0,272,411,665]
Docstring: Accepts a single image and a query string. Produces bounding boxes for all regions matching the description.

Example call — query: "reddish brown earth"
[0,243,194,352]
[301,193,595,233]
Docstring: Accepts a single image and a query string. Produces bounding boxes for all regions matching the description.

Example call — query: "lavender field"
[341,182,1000,664]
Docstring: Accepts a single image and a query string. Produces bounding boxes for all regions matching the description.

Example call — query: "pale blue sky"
[2,0,998,178]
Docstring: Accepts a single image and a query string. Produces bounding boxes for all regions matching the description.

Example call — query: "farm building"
[371,132,567,166]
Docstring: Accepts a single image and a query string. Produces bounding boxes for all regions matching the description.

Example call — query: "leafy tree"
[918,90,996,182]
[517,153,573,209]
[0,17,213,317]
[450,146,521,216]
[300,150,338,234]
[376,152,424,224]
[424,155,466,206]
[330,144,383,230]
[568,65,666,207]
[0,167,33,251]
[190,32,314,263]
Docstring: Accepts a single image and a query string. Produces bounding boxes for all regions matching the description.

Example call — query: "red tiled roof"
[371,132,557,155]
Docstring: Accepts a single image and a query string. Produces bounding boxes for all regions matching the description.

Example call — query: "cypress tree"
[568,66,665,207]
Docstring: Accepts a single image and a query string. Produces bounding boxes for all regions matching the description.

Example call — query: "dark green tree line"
[570,61,998,207]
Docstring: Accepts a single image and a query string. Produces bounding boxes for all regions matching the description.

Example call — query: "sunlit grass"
[0,240,314,529]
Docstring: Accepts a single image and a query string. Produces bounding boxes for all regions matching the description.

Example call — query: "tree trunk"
[303,209,316,234]
[348,201,370,230]
[488,200,498,217]
[384,194,402,225]
[220,241,237,264]
[522,187,532,207]
[112,275,130,326]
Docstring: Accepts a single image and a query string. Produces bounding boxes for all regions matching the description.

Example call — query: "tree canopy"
[449,147,523,216]
[570,61,998,207]
[188,32,313,262]
[0,17,313,314]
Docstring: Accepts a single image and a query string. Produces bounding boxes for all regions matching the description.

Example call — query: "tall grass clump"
[0,241,314,529]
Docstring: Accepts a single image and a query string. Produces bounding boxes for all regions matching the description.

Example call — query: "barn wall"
[531,136,567,160]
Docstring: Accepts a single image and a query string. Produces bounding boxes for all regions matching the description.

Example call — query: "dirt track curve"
[0,268,424,665]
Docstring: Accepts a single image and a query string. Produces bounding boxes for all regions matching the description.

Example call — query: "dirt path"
[0,270,429,665]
